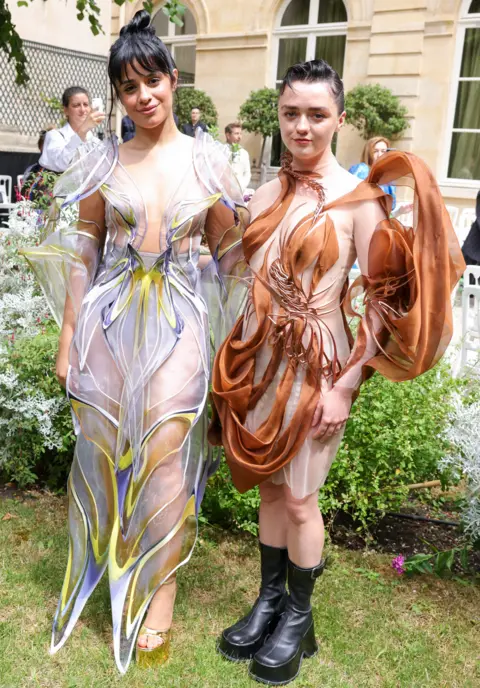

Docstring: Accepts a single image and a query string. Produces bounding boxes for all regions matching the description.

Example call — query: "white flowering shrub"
[0,202,76,486]
[441,393,480,542]
[0,201,48,339]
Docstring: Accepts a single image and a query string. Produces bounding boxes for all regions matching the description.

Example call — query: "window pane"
[175,45,196,85]
[175,7,197,36]
[453,81,480,129]
[315,35,346,77]
[281,0,309,26]
[468,0,480,13]
[277,37,308,80]
[152,8,169,36]
[460,28,480,78]
[448,132,480,180]
[318,0,347,23]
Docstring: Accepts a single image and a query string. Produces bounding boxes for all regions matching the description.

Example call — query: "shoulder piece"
[193,129,245,210]
[54,135,118,207]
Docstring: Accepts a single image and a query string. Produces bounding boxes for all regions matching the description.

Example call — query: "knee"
[284,491,319,527]
[259,481,284,506]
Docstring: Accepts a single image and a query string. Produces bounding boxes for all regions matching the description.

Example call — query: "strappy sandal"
[136,626,172,668]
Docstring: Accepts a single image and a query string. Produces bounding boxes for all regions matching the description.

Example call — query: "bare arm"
[56,191,106,387]
[311,197,388,439]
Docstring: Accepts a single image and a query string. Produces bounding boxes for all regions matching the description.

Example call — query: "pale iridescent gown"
[23,131,248,673]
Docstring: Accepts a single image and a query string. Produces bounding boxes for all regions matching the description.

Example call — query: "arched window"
[271,0,347,165]
[447,0,480,181]
[152,5,197,87]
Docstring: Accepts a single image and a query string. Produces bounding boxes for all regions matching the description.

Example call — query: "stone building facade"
[114,0,479,208]
[1,0,478,210]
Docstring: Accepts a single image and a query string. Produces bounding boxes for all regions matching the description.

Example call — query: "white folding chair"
[460,265,480,374]
[456,208,476,247]
[0,175,12,203]
[445,205,460,228]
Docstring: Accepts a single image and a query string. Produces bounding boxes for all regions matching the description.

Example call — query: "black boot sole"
[216,615,283,663]
[248,622,318,686]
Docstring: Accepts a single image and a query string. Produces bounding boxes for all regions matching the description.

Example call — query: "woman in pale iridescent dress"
[23,10,247,673]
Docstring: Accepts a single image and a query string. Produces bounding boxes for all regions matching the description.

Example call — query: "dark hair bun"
[120,9,156,38]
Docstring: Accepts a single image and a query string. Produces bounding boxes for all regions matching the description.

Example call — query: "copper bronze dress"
[210,151,465,497]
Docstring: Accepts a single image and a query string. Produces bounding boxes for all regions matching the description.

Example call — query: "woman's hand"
[55,350,69,389]
[56,325,73,389]
[311,386,354,441]
[78,110,106,140]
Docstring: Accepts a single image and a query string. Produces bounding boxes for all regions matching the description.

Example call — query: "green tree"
[239,87,279,184]
[0,0,185,85]
[175,87,218,130]
[345,83,409,141]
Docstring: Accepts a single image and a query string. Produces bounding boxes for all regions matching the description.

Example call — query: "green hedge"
[0,330,74,487]
[1,327,462,533]
[202,361,462,533]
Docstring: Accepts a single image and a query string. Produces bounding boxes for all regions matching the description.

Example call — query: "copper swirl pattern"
[210,151,465,493]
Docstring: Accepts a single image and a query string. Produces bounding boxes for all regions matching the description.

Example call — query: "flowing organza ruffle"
[210,151,464,494]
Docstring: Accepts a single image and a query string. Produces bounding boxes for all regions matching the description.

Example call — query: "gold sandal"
[136,626,172,668]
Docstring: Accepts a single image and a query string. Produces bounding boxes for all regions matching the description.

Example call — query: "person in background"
[462,190,480,267]
[121,114,136,142]
[349,136,396,210]
[122,112,178,142]
[225,122,252,194]
[39,86,105,173]
[182,106,207,137]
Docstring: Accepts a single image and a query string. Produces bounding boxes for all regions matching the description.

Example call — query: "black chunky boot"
[249,558,325,685]
[217,543,288,662]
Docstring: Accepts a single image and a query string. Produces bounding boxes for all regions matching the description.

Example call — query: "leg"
[137,577,177,649]
[284,487,324,568]
[259,481,288,549]
[134,419,188,651]
[250,487,326,685]
[217,482,288,662]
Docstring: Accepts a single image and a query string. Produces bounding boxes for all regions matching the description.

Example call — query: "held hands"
[311,386,354,441]
[78,110,106,140]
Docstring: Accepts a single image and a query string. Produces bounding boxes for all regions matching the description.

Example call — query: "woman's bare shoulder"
[248,178,282,220]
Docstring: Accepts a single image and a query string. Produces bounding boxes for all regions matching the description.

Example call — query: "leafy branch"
[2,0,185,86]
[239,88,279,184]
[345,83,409,141]
[0,0,28,84]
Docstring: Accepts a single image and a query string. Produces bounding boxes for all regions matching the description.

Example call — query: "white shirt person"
[225,122,252,193]
[39,86,105,173]
[40,121,95,173]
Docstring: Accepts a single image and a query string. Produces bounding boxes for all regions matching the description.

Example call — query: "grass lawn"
[0,493,479,688]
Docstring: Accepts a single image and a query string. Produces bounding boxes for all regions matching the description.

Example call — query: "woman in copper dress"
[210,59,464,685]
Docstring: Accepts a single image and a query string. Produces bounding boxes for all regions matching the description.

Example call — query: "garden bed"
[0,491,479,688]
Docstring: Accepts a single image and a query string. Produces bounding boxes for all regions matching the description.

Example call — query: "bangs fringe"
[109,35,176,90]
